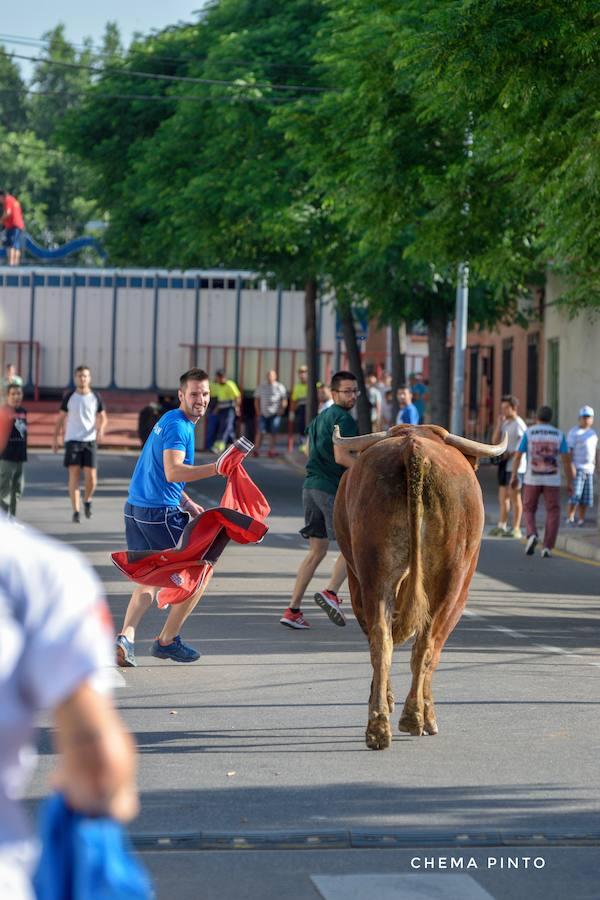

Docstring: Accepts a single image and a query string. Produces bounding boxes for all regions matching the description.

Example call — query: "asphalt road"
[19,450,600,900]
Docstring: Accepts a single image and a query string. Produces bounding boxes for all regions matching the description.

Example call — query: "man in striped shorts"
[566,405,598,527]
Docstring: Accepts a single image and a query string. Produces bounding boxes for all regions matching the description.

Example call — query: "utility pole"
[450,123,473,436]
[450,262,469,434]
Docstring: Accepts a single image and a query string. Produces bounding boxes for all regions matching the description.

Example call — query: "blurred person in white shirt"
[0,399,137,899]
[489,395,527,538]
[566,405,598,527]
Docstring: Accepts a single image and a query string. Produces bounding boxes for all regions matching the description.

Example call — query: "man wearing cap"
[409,373,428,424]
[566,405,598,527]
[290,365,309,446]
[211,369,241,454]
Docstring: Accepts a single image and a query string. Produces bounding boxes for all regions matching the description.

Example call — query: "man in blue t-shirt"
[115,368,229,667]
[409,373,428,423]
[395,385,420,426]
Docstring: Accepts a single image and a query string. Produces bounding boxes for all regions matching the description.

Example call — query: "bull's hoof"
[423,700,439,735]
[365,714,392,750]
[398,703,425,736]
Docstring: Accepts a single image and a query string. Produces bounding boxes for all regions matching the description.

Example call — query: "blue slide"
[0,231,106,262]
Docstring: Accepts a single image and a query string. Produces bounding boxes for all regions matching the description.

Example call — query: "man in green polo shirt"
[280,370,359,629]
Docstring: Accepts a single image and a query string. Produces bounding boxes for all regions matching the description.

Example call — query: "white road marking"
[105,668,127,688]
[463,609,600,669]
[312,873,495,900]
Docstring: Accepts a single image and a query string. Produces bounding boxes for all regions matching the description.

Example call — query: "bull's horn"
[444,431,508,458]
[332,425,389,451]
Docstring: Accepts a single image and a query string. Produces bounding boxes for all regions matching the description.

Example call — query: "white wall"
[0,268,339,391]
[74,287,113,387]
[544,272,600,434]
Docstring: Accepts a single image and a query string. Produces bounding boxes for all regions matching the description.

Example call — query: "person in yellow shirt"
[290,365,308,447]
[211,368,241,453]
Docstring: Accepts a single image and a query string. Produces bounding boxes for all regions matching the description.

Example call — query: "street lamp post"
[450,122,473,436]
[451,261,469,435]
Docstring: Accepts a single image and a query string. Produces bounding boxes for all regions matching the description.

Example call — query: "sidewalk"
[478,462,600,563]
[284,447,600,565]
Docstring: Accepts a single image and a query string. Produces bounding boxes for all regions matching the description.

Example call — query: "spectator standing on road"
[396,385,420,425]
[489,395,527,538]
[366,374,382,432]
[409,373,428,424]
[0,383,27,517]
[317,383,334,414]
[511,405,573,559]
[52,365,107,524]
[381,389,394,428]
[253,369,287,458]
[3,363,23,389]
[0,189,25,266]
[566,405,598,527]
[115,368,228,667]
[280,371,359,630]
[211,368,241,453]
[290,365,309,446]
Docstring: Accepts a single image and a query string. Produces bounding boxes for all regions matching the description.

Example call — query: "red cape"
[111,439,269,606]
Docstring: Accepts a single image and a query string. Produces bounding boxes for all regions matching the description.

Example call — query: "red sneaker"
[314,589,346,626]
[280,608,311,629]
[267,449,280,458]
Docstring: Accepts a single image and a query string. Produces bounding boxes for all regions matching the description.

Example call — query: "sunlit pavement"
[20,451,600,900]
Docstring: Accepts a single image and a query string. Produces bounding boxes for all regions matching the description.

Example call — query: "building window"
[501,339,513,395]
[526,333,539,417]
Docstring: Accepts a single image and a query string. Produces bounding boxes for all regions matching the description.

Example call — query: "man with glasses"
[280,371,359,629]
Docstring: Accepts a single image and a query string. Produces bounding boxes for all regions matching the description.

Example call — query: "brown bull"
[333,423,507,750]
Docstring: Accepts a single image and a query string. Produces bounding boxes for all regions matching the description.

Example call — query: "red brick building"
[454,292,545,440]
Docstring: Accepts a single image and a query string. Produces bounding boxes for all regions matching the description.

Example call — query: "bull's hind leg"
[365,618,394,750]
[348,570,394,749]
[399,630,434,736]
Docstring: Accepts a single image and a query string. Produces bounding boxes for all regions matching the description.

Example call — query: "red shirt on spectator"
[2,194,25,229]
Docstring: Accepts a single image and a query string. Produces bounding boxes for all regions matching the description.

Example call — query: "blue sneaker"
[115,635,137,668]
[150,635,200,663]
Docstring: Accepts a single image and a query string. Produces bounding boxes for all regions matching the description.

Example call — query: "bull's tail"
[394,440,430,643]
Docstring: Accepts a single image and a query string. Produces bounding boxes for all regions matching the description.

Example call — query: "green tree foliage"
[406,0,600,309]
[0,49,28,131]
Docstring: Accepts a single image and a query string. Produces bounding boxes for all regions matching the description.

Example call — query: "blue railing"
[0,232,106,261]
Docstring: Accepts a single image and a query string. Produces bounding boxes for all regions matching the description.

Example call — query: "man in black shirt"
[0,383,27,517]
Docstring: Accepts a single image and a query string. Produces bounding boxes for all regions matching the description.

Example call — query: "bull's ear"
[465,455,478,471]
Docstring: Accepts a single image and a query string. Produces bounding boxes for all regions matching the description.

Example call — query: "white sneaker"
[525,534,538,556]
[541,548,553,558]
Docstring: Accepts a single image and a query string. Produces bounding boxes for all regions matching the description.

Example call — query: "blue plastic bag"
[34,793,154,900]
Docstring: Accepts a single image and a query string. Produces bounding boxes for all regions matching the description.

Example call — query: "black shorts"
[64,440,97,469]
[299,487,336,541]
[498,460,522,488]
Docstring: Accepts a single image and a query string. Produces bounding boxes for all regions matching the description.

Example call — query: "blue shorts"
[570,471,594,507]
[3,227,22,250]
[124,501,190,551]
[259,414,281,435]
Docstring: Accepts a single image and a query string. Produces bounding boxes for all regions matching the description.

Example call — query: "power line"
[0,31,316,71]
[0,86,297,106]
[7,50,328,94]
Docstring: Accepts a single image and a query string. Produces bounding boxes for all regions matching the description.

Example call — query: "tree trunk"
[390,320,406,423]
[339,303,371,434]
[304,278,319,424]
[427,303,450,429]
